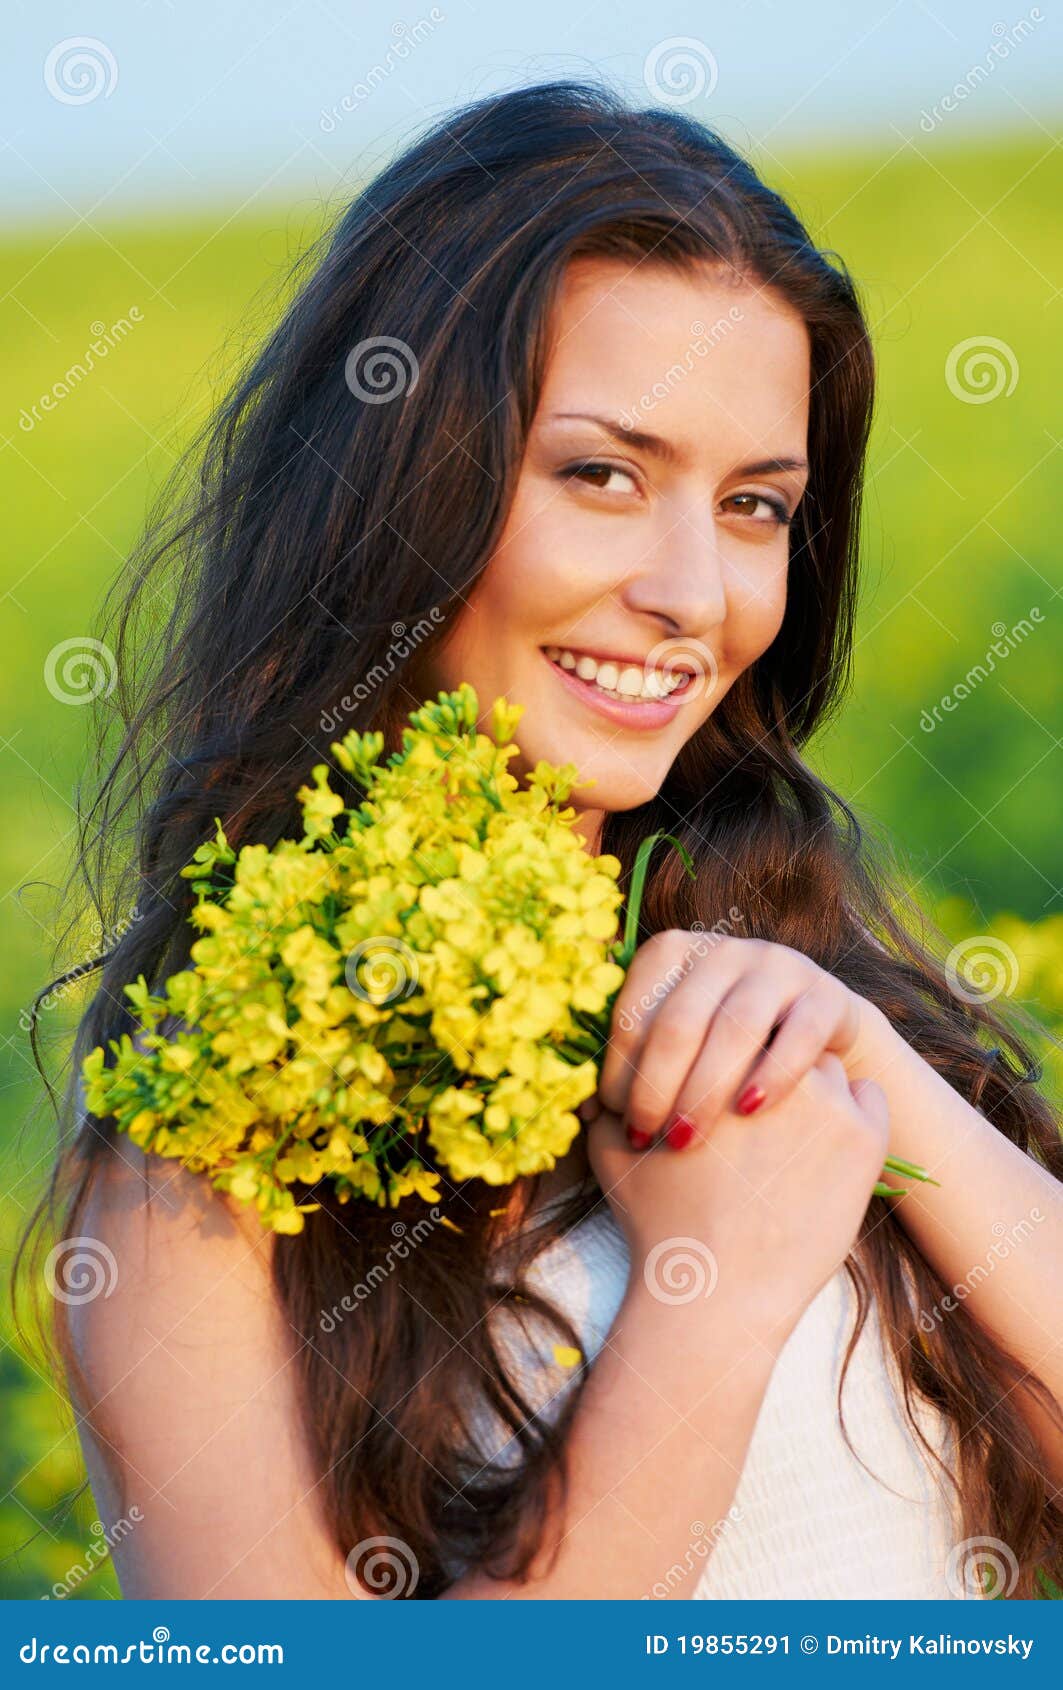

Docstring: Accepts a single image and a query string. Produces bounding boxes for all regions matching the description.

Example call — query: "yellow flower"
[80,683,648,1232]
[390,1159,444,1204]
[296,764,346,841]
[270,1207,308,1235]
[228,1164,260,1203]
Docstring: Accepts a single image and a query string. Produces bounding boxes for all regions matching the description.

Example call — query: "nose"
[618,505,727,639]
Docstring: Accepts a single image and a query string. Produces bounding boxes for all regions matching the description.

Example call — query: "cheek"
[723,553,789,661]
[488,476,620,614]
[430,548,551,689]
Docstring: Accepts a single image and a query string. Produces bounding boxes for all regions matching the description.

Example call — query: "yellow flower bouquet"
[82,686,669,1232]
[82,683,930,1233]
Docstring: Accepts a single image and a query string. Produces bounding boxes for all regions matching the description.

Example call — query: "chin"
[573,772,667,814]
[528,736,674,816]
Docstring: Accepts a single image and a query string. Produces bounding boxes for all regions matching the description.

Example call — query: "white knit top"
[461,1189,978,1600]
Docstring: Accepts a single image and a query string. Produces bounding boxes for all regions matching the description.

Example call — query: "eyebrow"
[547,411,809,478]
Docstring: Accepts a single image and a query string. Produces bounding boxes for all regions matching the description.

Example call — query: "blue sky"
[3,0,1060,224]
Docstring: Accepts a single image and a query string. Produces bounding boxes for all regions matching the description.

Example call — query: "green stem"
[557,1039,599,1065]
[572,829,698,1057]
[612,830,696,970]
[261,1123,300,1170]
[883,1153,936,1183]
[372,1117,423,1159]
[583,831,940,1203]
[875,1153,939,1197]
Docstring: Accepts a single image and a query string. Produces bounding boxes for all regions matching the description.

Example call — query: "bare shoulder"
[65,1136,354,1598]
[68,1135,277,1393]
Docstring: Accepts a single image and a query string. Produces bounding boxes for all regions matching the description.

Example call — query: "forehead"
[540,255,811,460]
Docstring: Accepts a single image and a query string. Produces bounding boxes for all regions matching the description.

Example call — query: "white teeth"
[545,646,689,701]
[595,661,619,690]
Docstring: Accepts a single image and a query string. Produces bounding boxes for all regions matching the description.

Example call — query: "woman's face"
[418,255,811,848]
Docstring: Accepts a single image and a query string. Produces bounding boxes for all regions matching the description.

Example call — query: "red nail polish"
[665,1115,696,1150]
[736,1084,766,1115]
[626,1124,652,1149]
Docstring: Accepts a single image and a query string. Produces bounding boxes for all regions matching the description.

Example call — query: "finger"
[597,931,712,1120]
[847,1074,890,1145]
[608,938,755,1140]
[813,1049,849,1085]
[724,984,861,1119]
[584,1105,648,1203]
[643,972,800,1148]
[620,972,727,1143]
[806,1054,887,1147]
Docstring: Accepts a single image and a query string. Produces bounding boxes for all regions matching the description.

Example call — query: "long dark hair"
[14,78,1062,1598]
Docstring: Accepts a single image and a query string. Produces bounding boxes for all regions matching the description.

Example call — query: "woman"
[17,79,1062,1601]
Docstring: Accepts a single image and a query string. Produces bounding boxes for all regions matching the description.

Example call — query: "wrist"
[620,1255,792,1366]
[844,997,917,1156]
[846,994,897,1074]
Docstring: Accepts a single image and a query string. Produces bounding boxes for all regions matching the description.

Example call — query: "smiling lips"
[543,644,694,702]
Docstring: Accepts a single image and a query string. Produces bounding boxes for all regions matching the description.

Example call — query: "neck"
[571,805,605,856]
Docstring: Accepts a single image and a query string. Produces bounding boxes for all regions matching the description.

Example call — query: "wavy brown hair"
[13,78,1063,1599]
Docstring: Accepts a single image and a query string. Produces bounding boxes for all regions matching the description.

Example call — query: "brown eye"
[723,492,791,525]
[562,461,639,496]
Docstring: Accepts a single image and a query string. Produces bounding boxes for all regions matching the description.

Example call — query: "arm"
[66,1141,355,1599]
[851,1002,1063,1477]
[592,926,1063,1484]
[444,1281,776,1599]
[68,1140,777,1600]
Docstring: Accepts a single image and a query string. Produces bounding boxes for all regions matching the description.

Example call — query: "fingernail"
[736,1084,766,1116]
[626,1124,652,1149]
[665,1115,696,1150]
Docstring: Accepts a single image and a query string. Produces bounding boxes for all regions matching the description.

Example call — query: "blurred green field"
[2,129,1061,1596]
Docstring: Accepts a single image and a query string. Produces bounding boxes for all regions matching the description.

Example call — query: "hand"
[585,1052,890,1351]
[596,928,887,1147]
